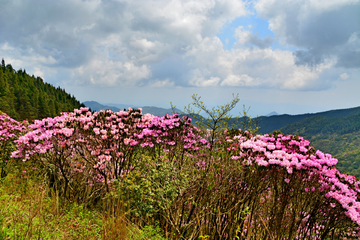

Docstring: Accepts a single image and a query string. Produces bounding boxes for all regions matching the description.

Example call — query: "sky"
[0,0,359,117]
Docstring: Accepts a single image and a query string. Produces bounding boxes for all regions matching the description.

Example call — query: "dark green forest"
[0,59,85,121]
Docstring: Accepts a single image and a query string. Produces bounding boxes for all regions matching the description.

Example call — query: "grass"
[0,171,167,240]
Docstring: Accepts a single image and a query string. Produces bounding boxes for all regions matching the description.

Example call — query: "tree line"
[0,59,85,121]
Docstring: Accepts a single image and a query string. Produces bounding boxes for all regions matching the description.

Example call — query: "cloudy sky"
[1,0,359,116]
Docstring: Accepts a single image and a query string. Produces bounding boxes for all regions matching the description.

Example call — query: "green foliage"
[183,94,259,148]
[0,173,102,239]
[0,139,16,178]
[0,169,169,240]
[184,93,239,130]
[116,155,191,223]
[134,224,168,240]
[0,59,85,121]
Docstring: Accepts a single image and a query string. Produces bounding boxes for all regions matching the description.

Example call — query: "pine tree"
[0,69,5,97]
[37,93,50,119]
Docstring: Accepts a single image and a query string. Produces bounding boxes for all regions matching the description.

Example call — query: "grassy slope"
[0,173,167,240]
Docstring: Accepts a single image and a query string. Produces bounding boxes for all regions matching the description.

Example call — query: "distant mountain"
[83,101,182,116]
[83,101,121,112]
[141,106,182,116]
[254,106,360,134]
[266,111,279,117]
[102,103,136,110]
[83,101,360,134]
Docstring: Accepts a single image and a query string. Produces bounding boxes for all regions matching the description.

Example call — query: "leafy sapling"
[184,93,258,149]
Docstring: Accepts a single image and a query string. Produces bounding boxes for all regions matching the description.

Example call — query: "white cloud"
[185,36,337,90]
[73,57,151,87]
[149,79,175,88]
[254,0,360,68]
[33,67,45,79]
[234,26,252,45]
[221,74,256,87]
[190,73,221,87]
[0,0,252,88]
[340,73,350,80]
[0,42,14,51]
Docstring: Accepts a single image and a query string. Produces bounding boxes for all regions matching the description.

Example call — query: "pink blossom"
[93,128,100,135]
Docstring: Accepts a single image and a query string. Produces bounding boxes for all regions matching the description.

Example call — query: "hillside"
[0,59,85,121]
[281,113,360,177]
[254,106,360,134]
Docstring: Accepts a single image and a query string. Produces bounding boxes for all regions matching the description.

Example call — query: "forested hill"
[281,114,360,138]
[280,113,360,177]
[0,59,85,121]
[254,106,360,134]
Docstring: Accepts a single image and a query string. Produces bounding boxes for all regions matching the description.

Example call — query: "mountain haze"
[83,101,182,116]
[83,101,121,112]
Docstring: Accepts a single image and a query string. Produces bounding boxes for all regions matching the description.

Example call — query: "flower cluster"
[0,112,27,177]
[0,112,26,142]
[226,131,360,227]
[11,108,209,184]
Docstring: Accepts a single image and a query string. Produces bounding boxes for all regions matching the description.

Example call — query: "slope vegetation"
[0,59,85,121]
[281,114,360,177]
[255,106,360,134]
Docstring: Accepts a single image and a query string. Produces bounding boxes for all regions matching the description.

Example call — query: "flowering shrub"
[236,132,360,222]
[153,129,359,239]
[0,112,26,177]
[224,130,360,238]
[3,107,360,238]
[11,107,209,202]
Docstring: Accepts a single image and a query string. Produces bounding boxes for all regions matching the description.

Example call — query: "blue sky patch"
[217,13,275,50]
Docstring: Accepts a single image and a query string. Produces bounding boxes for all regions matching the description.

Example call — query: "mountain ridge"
[83,101,183,117]
[254,105,360,134]
[279,113,360,177]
